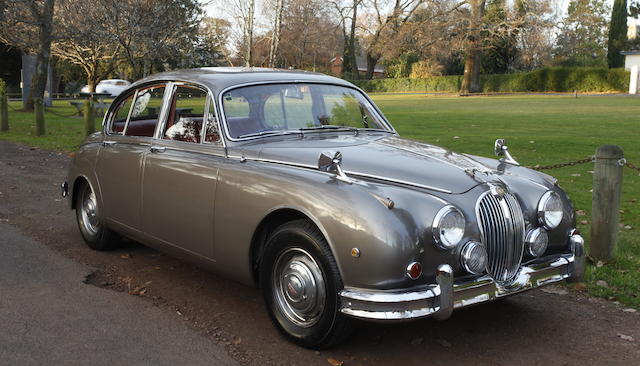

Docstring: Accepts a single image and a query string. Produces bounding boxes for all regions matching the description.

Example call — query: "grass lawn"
[2,95,639,308]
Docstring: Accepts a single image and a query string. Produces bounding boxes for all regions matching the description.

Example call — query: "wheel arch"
[249,206,341,287]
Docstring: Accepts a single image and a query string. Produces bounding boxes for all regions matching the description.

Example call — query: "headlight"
[433,205,465,249]
[525,227,548,257]
[537,191,563,229]
[460,241,487,275]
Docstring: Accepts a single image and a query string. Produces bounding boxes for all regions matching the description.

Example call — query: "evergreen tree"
[607,0,628,68]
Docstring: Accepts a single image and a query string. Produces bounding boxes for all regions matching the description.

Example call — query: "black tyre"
[259,219,354,349]
[75,181,121,251]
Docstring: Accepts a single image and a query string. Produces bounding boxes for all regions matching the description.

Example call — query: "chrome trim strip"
[225,155,453,194]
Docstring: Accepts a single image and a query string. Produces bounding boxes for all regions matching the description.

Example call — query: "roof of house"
[621,50,640,55]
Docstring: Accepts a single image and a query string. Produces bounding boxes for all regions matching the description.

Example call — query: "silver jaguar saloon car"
[63,67,585,348]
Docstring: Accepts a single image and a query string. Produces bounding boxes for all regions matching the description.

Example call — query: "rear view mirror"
[284,86,303,99]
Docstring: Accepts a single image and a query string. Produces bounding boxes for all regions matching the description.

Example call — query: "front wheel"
[75,181,120,251]
[259,220,354,349]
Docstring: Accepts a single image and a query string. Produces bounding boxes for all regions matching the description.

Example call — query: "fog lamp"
[525,227,549,257]
[460,241,487,275]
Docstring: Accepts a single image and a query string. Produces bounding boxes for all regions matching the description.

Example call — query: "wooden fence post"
[34,98,45,136]
[0,79,8,132]
[590,145,624,262]
[84,98,95,136]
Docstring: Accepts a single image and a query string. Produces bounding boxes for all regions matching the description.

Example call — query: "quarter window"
[204,98,221,144]
[125,85,166,137]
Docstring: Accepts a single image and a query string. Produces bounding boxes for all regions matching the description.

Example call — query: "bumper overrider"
[339,231,585,321]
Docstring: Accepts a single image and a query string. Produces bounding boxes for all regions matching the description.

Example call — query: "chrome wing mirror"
[494,139,519,166]
[318,151,354,184]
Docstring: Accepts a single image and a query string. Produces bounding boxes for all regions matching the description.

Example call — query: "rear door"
[95,83,169,233]
[141,84,224,259]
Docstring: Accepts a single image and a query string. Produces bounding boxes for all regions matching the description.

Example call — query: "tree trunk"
[26,0,55,111]
[245,0,255,67]
[268,0,284,68]
[348,0,359,80]
[460,0,486,94]
[365,53,379,80]
[461,49,482,93]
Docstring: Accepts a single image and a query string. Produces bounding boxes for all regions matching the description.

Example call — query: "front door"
[141,84,224,259]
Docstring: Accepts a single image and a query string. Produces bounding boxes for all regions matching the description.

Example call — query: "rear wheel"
[259,219,354,349]
[75,181,120,251]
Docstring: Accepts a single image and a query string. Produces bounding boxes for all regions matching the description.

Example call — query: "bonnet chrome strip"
[227,155,453,194]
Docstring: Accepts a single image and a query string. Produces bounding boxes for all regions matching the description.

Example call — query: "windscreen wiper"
[236,130,302,139]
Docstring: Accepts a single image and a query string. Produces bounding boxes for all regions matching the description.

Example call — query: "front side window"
[125,85,166,137]
[163,85,207,143]
[221,83,390,139]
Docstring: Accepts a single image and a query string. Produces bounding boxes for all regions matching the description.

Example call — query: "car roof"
[131,67,355,95]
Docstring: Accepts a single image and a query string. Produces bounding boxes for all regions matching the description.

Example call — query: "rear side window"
[109,92,135,134]
[125,85,166,137]
[163,85,207,143]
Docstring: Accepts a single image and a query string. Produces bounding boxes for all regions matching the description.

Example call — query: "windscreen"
[221,83,390,138]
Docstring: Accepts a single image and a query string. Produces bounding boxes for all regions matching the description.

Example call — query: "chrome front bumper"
[339,233,585,321]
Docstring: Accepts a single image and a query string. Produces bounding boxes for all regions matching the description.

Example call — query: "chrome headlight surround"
[460,241,488,275]
[537,191,563,230]
[525,227,549,257]
[433,205,466,250]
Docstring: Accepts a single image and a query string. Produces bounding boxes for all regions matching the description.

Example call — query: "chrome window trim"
[152,80,226,150]
[217,81,397,143]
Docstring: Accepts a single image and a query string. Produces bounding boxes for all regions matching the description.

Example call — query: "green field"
[2,95,639,308]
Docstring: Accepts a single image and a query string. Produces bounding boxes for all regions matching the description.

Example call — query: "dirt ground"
[0,140,638,366]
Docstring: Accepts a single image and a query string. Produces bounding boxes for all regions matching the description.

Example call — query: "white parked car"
[81,79,131,96]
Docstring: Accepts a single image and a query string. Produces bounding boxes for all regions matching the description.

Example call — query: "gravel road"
[0,140,638,365]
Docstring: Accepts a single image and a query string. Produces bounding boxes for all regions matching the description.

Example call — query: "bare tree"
[229,0,256,66]
[268,0,284,67]
[0,0,55,110]
[360,0,425,79]
[100,0,201,79]
[275,0,342,70]
[53,0,119,92]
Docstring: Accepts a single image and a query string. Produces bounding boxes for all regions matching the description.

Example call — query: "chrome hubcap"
[273,248,325,327]
[81,187,100,235]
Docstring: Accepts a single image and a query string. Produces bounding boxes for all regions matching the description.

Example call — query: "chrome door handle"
[150,146,166,153]
[102,140,117,147]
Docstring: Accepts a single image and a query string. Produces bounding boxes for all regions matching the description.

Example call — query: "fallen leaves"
[622,308,637,313]
[541,287,568,295]
[574,282,587,291]
[436,338,452,348]
[617,333,634,342]
[596,280,609,288]
[327,357,344,366]
[120,253,131,259]
[129,281,152,296]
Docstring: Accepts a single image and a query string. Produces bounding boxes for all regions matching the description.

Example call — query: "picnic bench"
[70,92,111,116]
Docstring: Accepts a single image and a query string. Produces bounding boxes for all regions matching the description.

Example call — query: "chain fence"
[526,155,640,175]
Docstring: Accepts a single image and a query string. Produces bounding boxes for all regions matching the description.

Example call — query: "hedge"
[352,67,630,93]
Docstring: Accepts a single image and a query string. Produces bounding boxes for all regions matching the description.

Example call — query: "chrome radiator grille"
[476,189,525,283]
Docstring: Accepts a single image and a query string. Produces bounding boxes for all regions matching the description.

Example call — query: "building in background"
[623,19,640,94]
